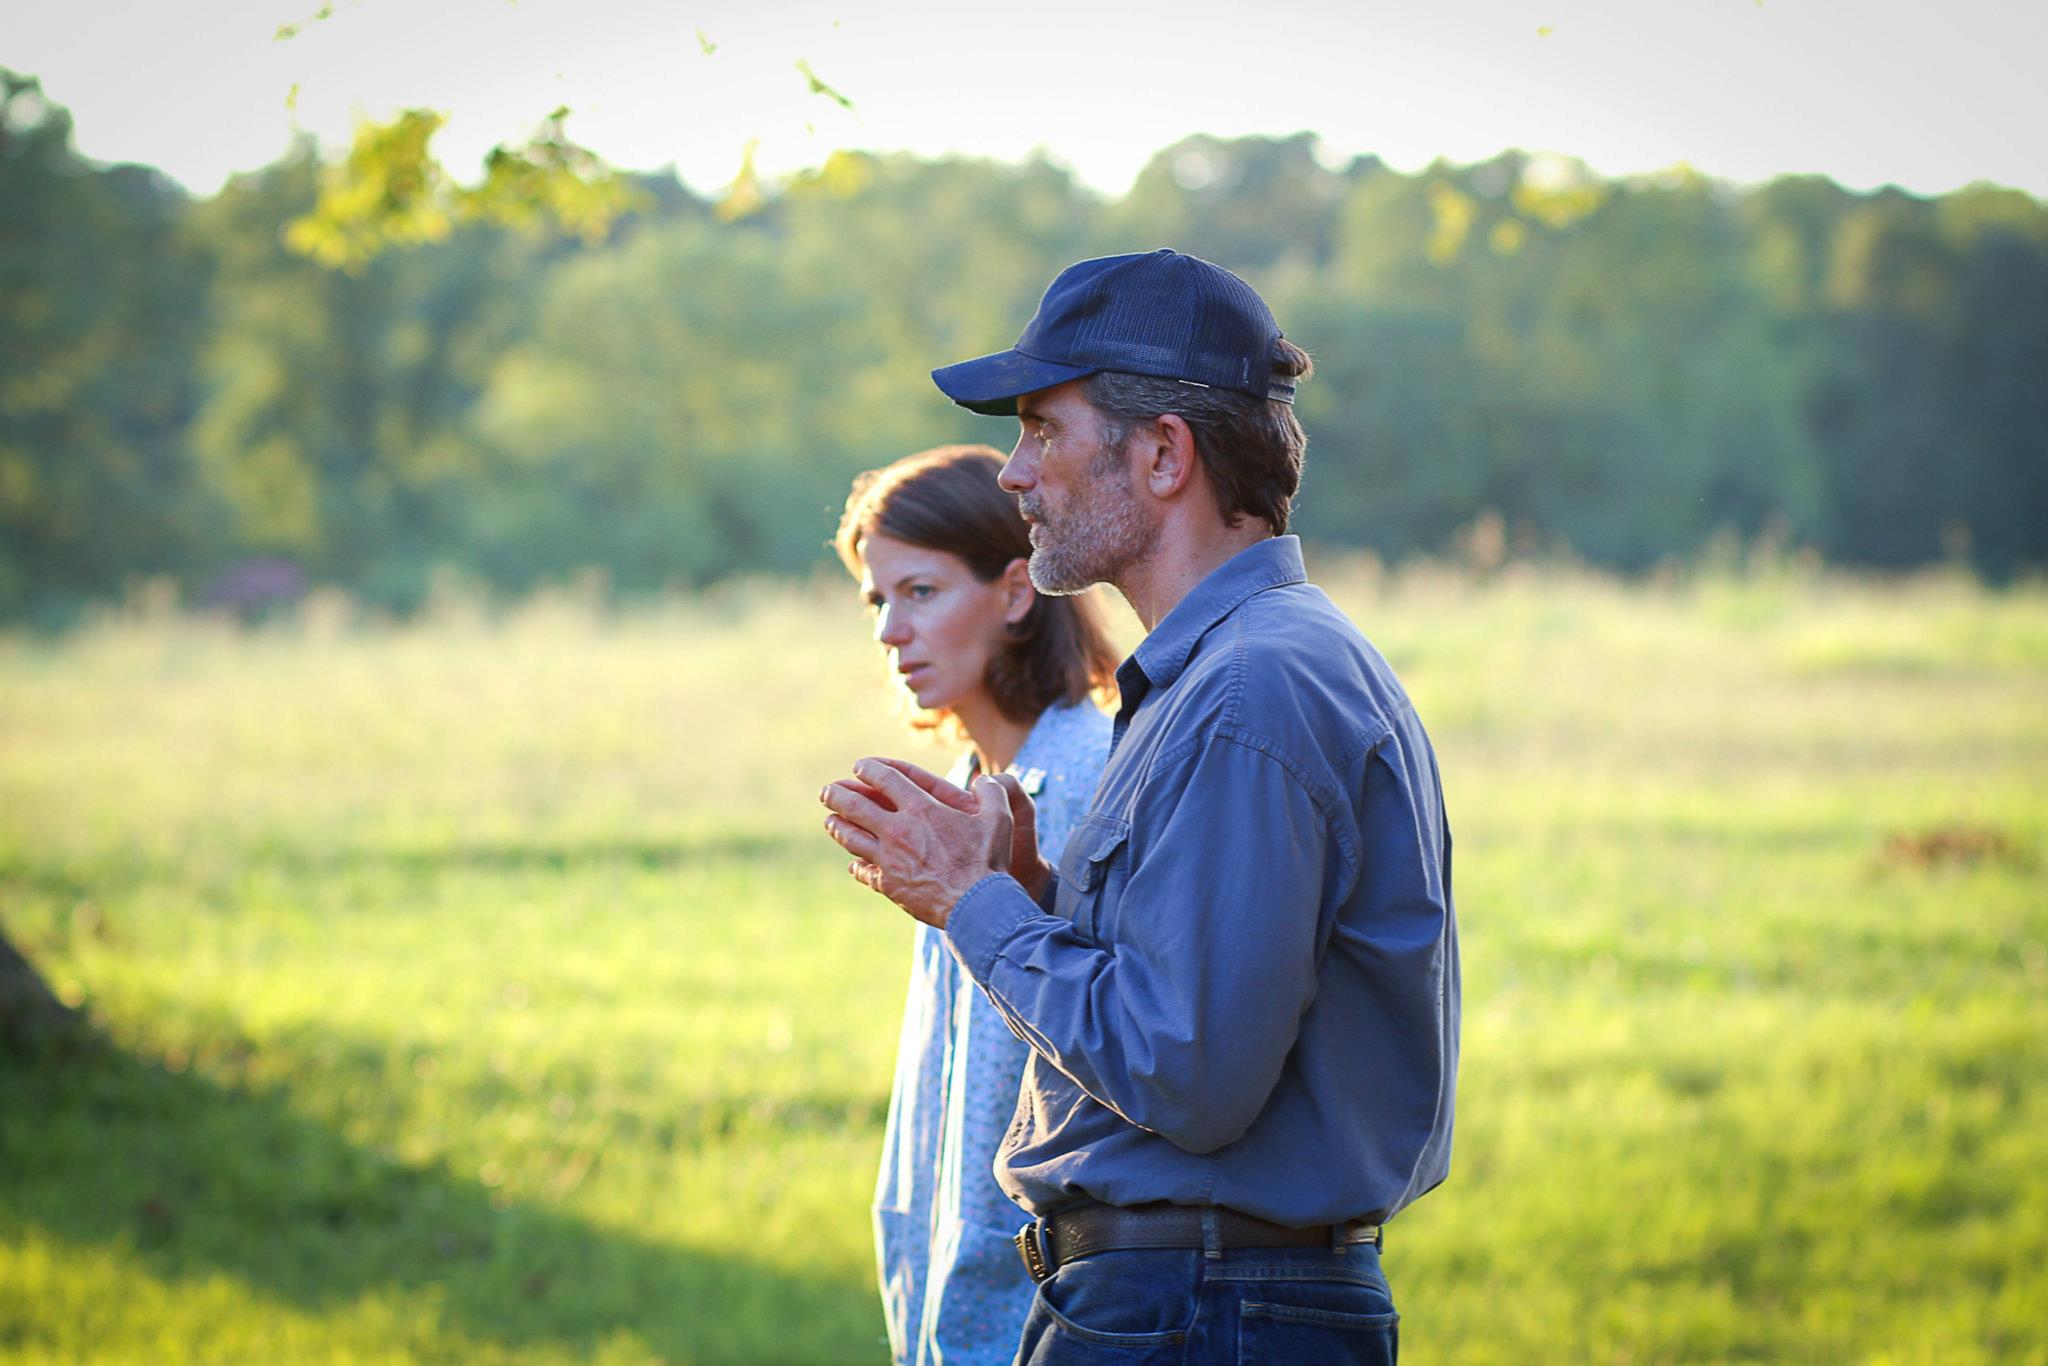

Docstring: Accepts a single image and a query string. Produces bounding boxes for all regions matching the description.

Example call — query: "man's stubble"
[1020,435,1157,597]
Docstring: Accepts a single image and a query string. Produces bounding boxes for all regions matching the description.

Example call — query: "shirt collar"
[1128,535,1307,693]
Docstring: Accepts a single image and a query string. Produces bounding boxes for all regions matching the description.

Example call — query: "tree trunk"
[0,925,82,1055]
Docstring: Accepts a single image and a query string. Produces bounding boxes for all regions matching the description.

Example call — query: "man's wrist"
[1014,858,1053,903]
[928,861,1010,929]
[944,872,1037,983]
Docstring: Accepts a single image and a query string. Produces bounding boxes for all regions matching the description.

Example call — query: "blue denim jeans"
[1014,1239,1397,1365]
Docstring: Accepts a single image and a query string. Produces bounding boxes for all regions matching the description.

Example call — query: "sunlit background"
[12,0,2048,198]
[1,3,2044,1364]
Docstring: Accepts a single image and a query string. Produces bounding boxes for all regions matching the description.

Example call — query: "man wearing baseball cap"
[822,249,1458,1365]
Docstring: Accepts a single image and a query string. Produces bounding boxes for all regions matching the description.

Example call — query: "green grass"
[3,562,2045,1364]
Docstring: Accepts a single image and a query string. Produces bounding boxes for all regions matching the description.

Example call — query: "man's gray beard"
[1023,465,1155,596]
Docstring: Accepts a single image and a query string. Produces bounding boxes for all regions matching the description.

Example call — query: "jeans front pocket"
[1016,1250,1196,1365]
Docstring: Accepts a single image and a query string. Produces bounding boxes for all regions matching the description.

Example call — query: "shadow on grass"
[0,1034,883,1364]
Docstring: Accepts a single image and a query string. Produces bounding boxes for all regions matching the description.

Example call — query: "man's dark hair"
[1081,339,1314,534]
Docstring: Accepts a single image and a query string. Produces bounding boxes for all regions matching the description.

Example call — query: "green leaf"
[795,59,854,111]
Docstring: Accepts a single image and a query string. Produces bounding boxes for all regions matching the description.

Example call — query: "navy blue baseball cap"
[931,249,1296,417]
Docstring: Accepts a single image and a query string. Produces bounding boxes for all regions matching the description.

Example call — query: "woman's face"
[858,533,1028,717]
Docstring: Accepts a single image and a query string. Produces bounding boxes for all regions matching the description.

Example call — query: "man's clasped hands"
[820,760,1053,930]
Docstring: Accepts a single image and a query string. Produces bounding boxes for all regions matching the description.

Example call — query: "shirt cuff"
[944,872,1043,984]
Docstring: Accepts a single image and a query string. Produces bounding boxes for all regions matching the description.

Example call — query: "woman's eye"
[908,584,936,599]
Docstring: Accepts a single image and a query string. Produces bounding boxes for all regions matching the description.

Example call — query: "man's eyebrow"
[1017,403,1050,425]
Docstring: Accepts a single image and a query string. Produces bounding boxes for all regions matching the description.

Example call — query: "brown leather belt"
[1014,1203,1381,1283]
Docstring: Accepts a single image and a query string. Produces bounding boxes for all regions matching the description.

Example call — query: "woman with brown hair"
[835,444,1117,1366]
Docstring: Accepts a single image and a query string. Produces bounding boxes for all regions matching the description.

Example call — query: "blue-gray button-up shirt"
[945,535,1458,1228]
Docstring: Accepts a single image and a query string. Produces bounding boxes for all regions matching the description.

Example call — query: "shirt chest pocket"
[1057,813,1131,941]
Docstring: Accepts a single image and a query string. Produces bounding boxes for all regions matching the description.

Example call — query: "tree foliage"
[4,77,2046,621]
[283,107,644,272]
[0,70,211,621]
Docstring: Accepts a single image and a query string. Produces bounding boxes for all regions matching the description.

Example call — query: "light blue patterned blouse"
[872,698,1111,1366]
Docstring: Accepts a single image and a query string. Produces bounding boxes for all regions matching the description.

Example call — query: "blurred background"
[1,2,2044,1363]
[4,0,2047,614]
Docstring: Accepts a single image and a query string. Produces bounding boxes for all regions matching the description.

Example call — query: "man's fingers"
[821,778,892,829]
[872,756,977,814]
[823,814,881,863]
[840,776,896,812]
[847,858,884,892]
[852,757,936,811]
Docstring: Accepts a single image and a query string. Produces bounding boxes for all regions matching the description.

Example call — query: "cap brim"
[930,349,1099,417]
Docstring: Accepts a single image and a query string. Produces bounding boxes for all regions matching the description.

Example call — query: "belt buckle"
[1014,1218,1054,1284]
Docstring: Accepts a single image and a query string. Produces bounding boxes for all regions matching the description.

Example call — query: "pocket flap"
[1063,815,1130,892]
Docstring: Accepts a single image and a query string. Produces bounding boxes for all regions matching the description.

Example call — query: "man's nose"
[998,441,1034,494]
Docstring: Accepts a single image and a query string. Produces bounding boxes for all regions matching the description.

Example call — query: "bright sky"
[5,0,2043,200]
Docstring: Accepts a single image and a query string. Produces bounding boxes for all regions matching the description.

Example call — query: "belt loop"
[1329,1220,1345,1254]
[1200,1207,1222,1260]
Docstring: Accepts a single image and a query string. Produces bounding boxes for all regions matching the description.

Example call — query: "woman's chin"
[909,687,954,713]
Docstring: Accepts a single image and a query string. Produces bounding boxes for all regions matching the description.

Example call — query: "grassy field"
[2,559,2045,1365]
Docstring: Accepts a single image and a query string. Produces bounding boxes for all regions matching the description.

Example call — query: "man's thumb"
[970,774,1015,872]
[990,771,1034,826]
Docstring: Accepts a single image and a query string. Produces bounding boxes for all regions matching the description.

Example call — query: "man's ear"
[1000,556,1035,626]
[1139,413,1200,502]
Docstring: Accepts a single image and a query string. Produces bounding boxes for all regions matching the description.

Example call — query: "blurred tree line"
[4,67,2045,623]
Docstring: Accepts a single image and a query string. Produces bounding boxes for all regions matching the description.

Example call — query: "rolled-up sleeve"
[945,733,1333,1155]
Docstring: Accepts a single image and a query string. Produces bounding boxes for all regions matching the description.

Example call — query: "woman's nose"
[875,604,913,646]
